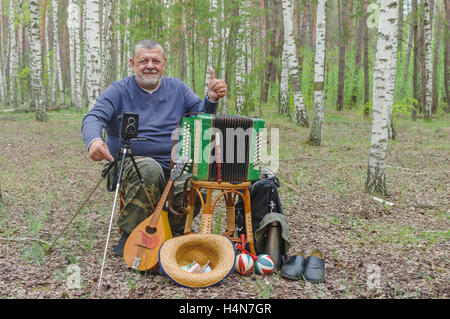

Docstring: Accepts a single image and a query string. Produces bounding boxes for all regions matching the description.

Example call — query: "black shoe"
[303,249,325,283]
[112,232,129,257]
[280,253,306,280]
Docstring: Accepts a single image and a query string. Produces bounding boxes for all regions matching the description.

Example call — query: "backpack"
[234,176,285,254]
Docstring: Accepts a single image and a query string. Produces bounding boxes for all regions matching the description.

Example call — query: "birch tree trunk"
[0,0,5,105]
[220,0,228,115]
[68,0,82,110]
[309,0,326,145]
[235,1,250,115]
[9,0,18,106]
[365,0,399,195]
[431,1,440,114]
[282,0,308,126]
[52,0,64,105]
[84,0,101,110]
[46,1,55,107]
[29,0,48,121]
[445,0,450,112]
[205,0,217,95]
[279,39,290,114]
[100,0,115,91]
[164,0,172,77]
[336,0,347,111]
[182,3,191,86]
[412,0,419,120]
[423,0,433,120]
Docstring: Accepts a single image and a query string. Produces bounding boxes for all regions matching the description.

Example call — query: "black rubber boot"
[112,232,129,257]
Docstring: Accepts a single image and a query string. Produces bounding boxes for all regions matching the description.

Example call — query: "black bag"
[235,176,283,253]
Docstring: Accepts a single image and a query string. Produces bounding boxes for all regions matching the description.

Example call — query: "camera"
[119,112,139,140]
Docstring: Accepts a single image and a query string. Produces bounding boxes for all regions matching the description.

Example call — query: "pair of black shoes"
[112,232,129,258]
[280,249,325,283]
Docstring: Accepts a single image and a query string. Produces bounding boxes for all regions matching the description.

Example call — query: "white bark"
[279,40,290,114]
[46,3,55,107]
[0,0,5,104]
[84,0,101,110]
[28,0,47,121]
[235,0,250,114]
[164,0,172,77]
[366,0,399,195]
[9,0,18,106]
[219,0,228,115]
[68,0,82,110]
[52,0,64,105]
[423,0,433,120]
[101,0,115,91]
[281,0,308,126]
[122,0,132,78]
[205,0,218,95]
[309,0,327,145]
[182,3,190,86]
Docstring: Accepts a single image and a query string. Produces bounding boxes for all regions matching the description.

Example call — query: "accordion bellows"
[179,114,265,182]
[158,234,236,288]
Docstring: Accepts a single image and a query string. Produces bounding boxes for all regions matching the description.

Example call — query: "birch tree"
[0,0,5,105]
[68,0,82,110]
[100,0,115,91]
[52,0,64,106]
[236,0,250,114]
[28,0,48,121]
[279,40,290,114]
[365,0,399,195]
[205,0,217,95]
[220,0,229,115]
[9,0,18,106]
[281,0,308,126]
[182,2,191,86]
[336,0,348,111]
[423,0,433,120]
[309,0,327,145]
[84,0,101,110]
[235,0,250,114]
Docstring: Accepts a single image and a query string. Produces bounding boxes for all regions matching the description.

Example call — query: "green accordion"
[178,114,265,182]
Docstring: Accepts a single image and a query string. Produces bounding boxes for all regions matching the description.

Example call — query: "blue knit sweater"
[81,75,218,170]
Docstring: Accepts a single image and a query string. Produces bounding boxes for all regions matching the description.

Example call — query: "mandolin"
[123,156,190,272]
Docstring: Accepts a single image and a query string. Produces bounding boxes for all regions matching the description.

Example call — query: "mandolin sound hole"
[145,226,157,234]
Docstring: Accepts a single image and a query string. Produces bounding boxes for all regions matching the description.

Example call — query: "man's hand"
[207,67,227,102]
[88,139,114,162]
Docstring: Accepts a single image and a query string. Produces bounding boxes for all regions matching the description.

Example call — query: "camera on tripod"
[119,112,139,140]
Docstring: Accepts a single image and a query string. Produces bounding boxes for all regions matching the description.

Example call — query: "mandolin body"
[123,209,172,272]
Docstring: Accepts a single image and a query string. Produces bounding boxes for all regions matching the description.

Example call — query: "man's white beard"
[136,73,161,89]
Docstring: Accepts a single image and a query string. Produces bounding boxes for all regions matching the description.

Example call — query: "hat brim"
[159,233,236,288]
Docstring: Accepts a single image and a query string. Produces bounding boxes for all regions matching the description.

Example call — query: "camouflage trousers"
[103,156,203,236]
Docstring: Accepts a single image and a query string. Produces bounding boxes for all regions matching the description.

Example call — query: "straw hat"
[159,233,236,288]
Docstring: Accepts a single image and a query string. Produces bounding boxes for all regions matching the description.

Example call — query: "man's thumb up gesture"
[207,67,227,102]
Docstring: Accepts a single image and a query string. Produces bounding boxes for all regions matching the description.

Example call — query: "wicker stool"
[183,180,256,255]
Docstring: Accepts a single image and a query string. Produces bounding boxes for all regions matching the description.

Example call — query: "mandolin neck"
[149,180,174,228]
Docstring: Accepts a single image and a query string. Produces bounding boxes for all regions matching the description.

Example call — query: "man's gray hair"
[132,39,165,58]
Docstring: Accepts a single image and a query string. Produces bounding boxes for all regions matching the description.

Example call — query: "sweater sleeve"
[81,83,120,150]
[182,81,218,115]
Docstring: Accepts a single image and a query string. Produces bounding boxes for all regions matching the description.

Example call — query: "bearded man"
[81,39,227,256]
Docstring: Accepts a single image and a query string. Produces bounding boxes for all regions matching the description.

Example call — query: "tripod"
[46,138,154,292]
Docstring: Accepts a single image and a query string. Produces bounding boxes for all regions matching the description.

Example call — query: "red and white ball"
[254,254,275,275]
[234,253,254,275]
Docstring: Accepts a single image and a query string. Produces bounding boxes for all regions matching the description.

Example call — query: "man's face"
[130,46,166,90]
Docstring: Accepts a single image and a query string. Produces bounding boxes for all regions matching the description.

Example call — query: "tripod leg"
[45,161,115,255]
[98,148,128,291]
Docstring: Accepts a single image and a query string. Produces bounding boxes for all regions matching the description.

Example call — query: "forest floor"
[0,106,448,299]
